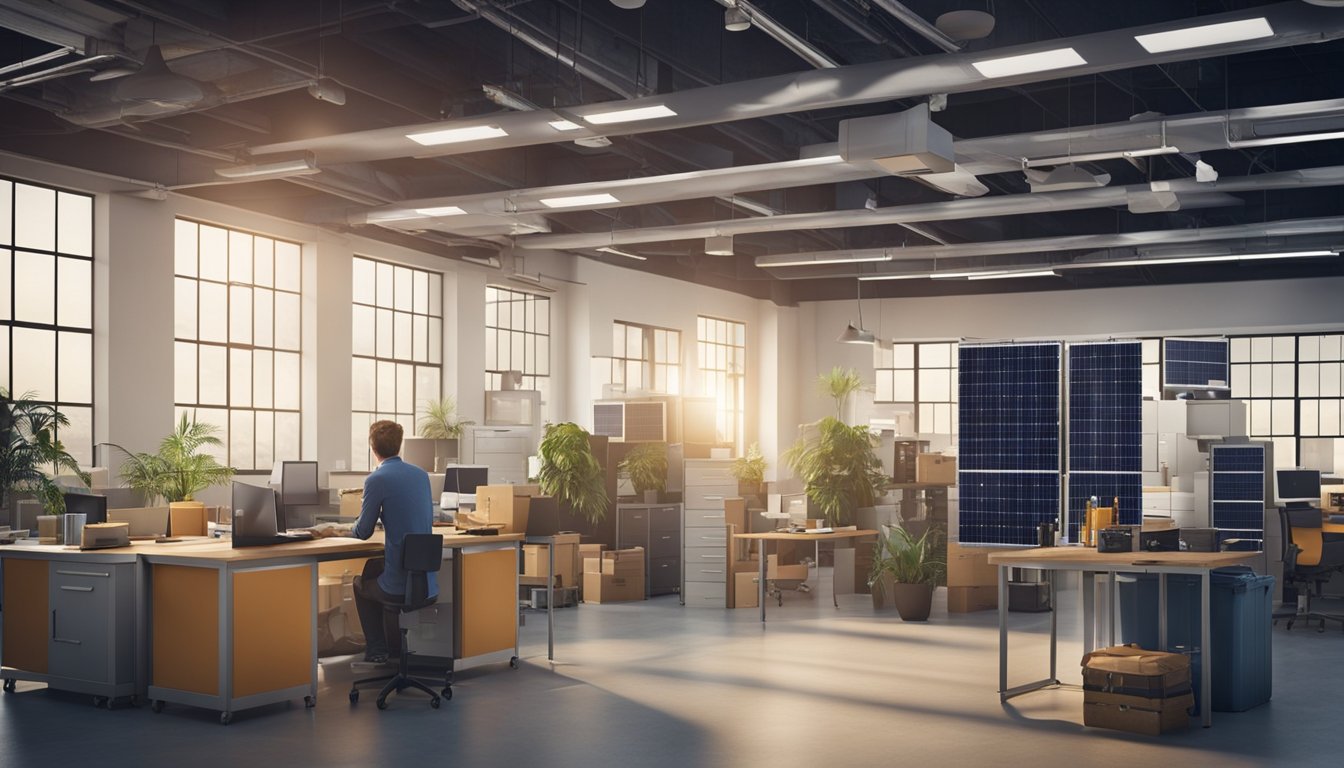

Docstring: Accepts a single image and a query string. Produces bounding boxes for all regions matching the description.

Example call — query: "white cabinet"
[682,458,734,608]
[464,426,536,485]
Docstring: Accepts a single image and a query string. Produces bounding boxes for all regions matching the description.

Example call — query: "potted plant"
[880,525,945,621]
[417,396,474,472]
[867,539,896,611]
[818,366,866,421]
[537,422,609,524]
[619,442,667,504]
[783,417,886,526]
[0,390,87,527]
[730,442,767,496]
[108,412,235,507]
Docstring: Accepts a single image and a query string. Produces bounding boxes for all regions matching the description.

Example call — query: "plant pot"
[643,490,659,504]
[891,582,934,622]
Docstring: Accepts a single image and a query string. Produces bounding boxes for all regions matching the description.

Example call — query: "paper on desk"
[324,536,364,543]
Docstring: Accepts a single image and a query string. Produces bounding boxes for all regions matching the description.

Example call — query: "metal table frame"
[733,530,879,624]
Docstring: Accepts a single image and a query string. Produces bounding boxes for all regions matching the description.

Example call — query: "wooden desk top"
[987,547,1256,570]
[3,531,523,563]
[734,528,878,542]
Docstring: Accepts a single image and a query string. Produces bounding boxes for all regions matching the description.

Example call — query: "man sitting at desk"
[352,420,437,664]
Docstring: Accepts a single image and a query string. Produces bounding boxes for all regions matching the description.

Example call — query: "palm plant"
[730,442,767,488]
[619,442,668,495]
[782,416,886,525]
[108,413,234,504]
[0,390,86,515]
[416,395,474,440]
[817,367,866,421]
[877,525,945,587]
[537,422,609,524]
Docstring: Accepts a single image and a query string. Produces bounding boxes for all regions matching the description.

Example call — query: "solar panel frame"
[1162,337,1230,391]
[1065,341,1143,542]
[1210,442,1267,546]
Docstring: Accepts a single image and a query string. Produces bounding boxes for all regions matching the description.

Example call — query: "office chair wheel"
[348,689,359,704]
[430,696,440,709]
[441,687,453,700]
[3,678,15,693]
[376,697,389,710]
[150,699,164,713]
[510,656,519,670]
[219,711,233,725]
[305,695,316,708]
[92,696,107,708]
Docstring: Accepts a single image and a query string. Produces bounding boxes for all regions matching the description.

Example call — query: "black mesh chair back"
[401,533,444,610]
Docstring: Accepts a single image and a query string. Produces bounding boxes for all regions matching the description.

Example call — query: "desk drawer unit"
[615,504,682,596]
[682,459,736,607]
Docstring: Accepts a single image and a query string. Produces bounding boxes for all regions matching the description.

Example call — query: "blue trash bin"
[1115,567,1273,712]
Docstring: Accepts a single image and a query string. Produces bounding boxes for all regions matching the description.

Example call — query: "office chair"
[349,533,446,709]
[1279,507,1344,633]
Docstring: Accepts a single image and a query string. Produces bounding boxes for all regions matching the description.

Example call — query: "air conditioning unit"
[592,399,670,443]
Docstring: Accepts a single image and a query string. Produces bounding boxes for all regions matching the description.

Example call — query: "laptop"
[232,482,315,548]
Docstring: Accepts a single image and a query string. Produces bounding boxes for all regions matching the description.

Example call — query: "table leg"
[1082,571,1095,653]
[1200,571,1212,728]
[1108,571,1118,648]
[546,542,555,662]
[1158,573,1168,650]
[758,541,767,624]
[831,541,838,609]
[1048,569,1057,682]
[998,564,1009,698]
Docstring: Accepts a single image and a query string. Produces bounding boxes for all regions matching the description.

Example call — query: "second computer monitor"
[63,492,107,524]
[281,461,321,506]
[444,465,489,496]
[1275,468,1322,507]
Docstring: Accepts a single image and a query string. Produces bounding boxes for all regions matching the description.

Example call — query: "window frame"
[609,319,681,396]
[696,315,746,452]
[484,285,551,409]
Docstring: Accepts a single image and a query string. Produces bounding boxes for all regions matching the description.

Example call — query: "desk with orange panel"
[0,532,522,723]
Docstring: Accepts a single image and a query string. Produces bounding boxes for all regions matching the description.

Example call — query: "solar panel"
[957,342,1062,545]
[1066,341,1143,541]
[1163,337,1229,391]
[1210,442,1266,546]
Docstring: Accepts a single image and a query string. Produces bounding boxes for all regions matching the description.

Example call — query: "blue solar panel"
[1065,341,1143,541]
[1163,338,1229,390]
[958,342,1061,545]
[1210,443,1266,541]
[958,471,1061,547]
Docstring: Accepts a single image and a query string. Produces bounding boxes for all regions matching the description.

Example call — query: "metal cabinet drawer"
[49,566,115,684]
[682,581,726,608]
[685,462,735,488]
[684,509,729,529]
[649,506,681,533]
[683,546,727,583]
[683,484,737,511]
[650,557,680,593]
[648,530,680,558]
[684,528,727,549]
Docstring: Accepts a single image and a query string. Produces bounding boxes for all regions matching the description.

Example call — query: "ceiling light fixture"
[596,246,647,261]
[725,6,752,32]
[414,206,467,217]
[705,235,734,256]
[538,193,620,209]
[838,281,876,345]
[965,270,1057,280]
[858,273,928,282]
[757,251,892,268]
[1134,17,1273,54]
[215,154,319,179]
[582,104,677,125]
[308,78,347,105]
[1023,145,1179,168]
[548,119,582,131]
[406,125,509,146]
[971,47,1086,78]
[1058,250,1335,270]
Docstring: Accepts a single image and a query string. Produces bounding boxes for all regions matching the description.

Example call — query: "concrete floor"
[3,572,1343,768]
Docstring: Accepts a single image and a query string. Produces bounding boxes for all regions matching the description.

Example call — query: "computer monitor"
[443,465,489,495]
[63,492,107,524]
[281,461,321,506]
[1276,468,1322,507]
[232,481,280,547]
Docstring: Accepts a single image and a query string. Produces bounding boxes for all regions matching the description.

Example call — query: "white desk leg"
[1201,571,1212,728]
[1082,571,1095,653]
[998,564,1009,698]
[1158,573,1168,650]
[758,542,767,624]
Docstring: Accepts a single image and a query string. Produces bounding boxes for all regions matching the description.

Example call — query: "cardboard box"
[724,497,747,534]
[916,453,957,485]
[475,484,531,533]
[946,541,999,587]
[947,585,997,612]
[339,489,363,518]
[582,572,644,603]
[767,553,807,581]
[523,540,579,587]
[1082,644,1191,678]
[318,576,343,612]
[1082,665,1192,698]
[1083,690,1194,735]
[734,571,759,609]
[598,547,645,576]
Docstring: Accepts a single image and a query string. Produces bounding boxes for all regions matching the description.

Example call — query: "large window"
[351,257,443,471]
[874,341,957,435]
[174,219,301,471]
[1231,335,1301,467]
[697,316,745,450]
[610,320,680,395]
[485,286,550,408]
[1298,333,1344,469]
[0,178,94,464]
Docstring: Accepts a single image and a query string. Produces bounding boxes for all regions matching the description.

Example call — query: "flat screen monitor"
[443,465,489,495]
[232,482,280,546]
[1276,468,1321,506]
[281,461,321,506]
[63,493,107,524]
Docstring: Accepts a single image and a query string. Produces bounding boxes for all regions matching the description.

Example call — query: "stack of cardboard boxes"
[1082,645,1194,735]
[522,532,581,602]
[582,547,646,603]
[946,541,1000,612]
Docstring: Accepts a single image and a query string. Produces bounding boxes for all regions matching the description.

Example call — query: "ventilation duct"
[838,104,955,175]
[1025,165,1111,192]
[113,45,204,108]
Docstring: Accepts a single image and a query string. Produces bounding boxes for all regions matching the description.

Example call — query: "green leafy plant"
[416,396,474,440]
[107,413,235,504]
[817,366,867,421]
[876,525,945,587]
[730,442,767,487]
[783,417,886,526]
[537,422,609,524]
[619,442,668,495]
[0,390,86,515]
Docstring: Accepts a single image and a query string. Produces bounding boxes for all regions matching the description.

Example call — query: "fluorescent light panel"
[966,270,1057,280]
[548,119,582,131]
[414,206,467,217]
[1134,18,1273,54]
[858,273,928,281]
[1061,250,1334,270]
[759,252,891,268]
[582,104,677,125]
[971,47,1086,79]
[215,157,318,179]
[597,246,647,261]
[406,125,508,146]
[538,193,620,209]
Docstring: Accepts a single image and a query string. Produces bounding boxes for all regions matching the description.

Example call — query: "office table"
[733,529,879,623]
[987,547,1256,728]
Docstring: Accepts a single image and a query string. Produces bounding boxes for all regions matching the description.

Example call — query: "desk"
[733,530,879,623]
[987,547,1255,728]
[0,532,522,723]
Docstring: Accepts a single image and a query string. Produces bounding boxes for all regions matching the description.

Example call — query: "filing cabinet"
[615,504,681,596]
